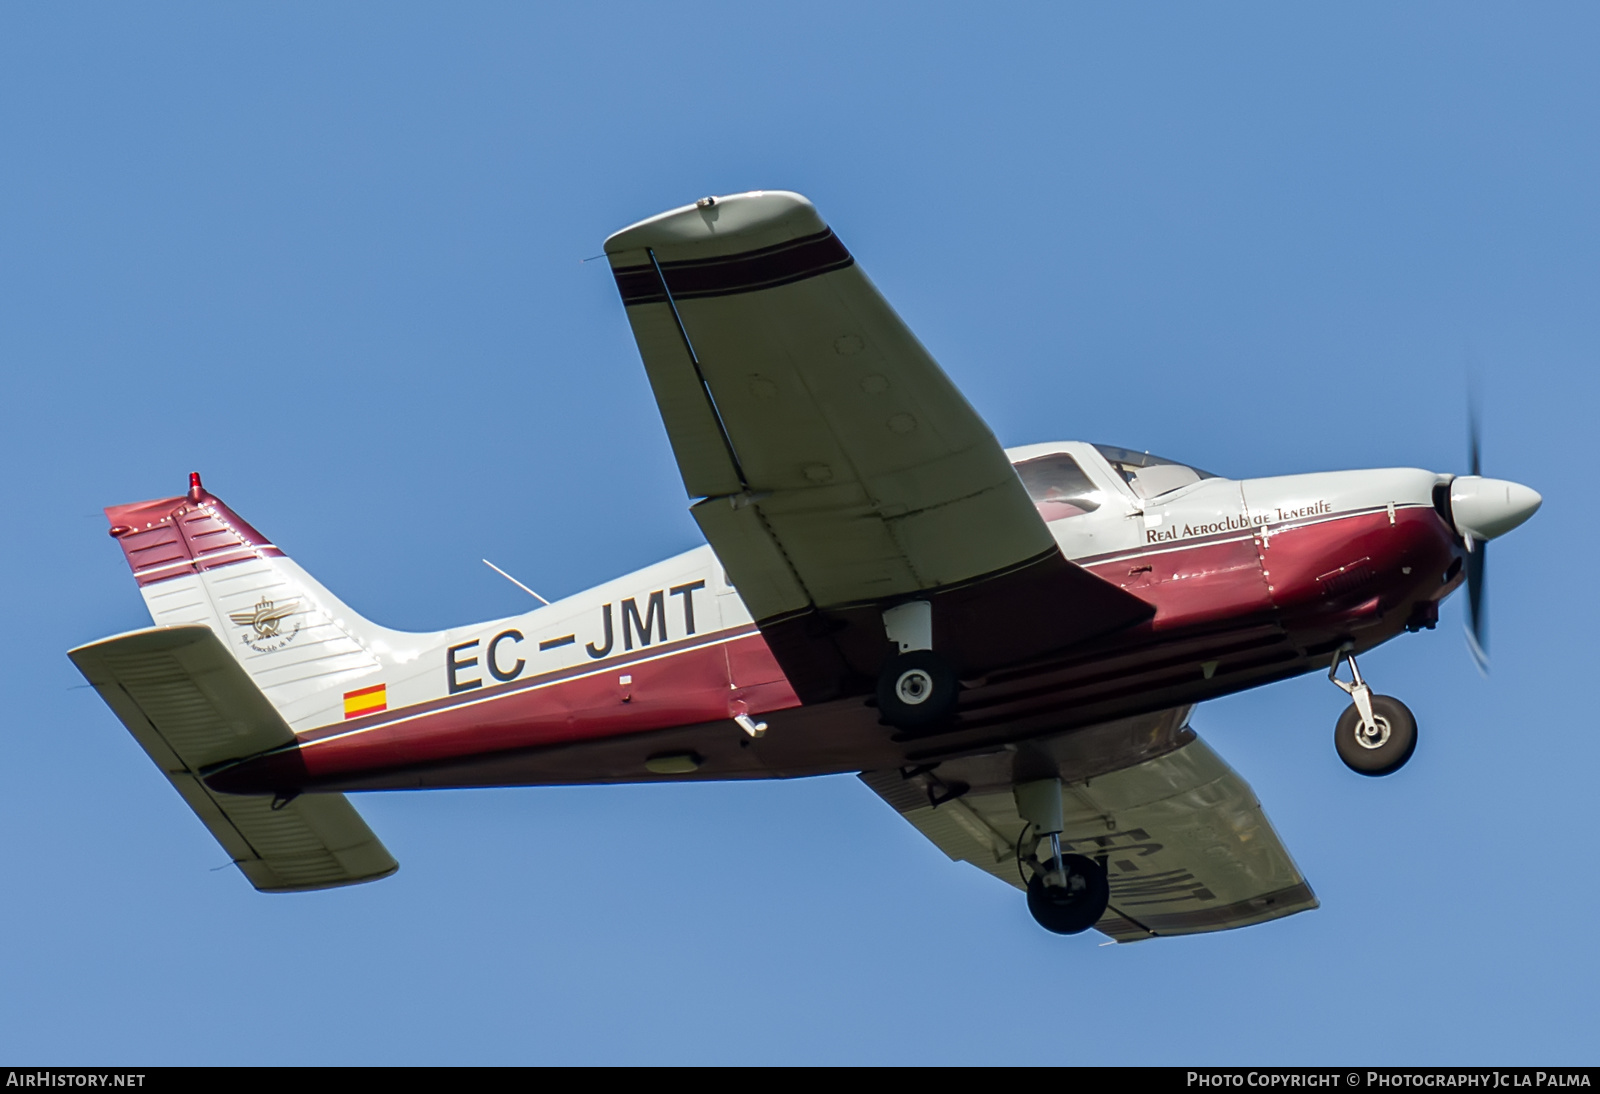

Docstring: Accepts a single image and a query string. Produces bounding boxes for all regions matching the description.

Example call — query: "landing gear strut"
[1329,646,1417,776]
[1014,778,1110,935]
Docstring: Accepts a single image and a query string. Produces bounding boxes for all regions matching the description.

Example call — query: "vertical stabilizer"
[105,473,419,730]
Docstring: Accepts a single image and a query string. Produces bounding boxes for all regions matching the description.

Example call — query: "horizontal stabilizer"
[69,625,397,893]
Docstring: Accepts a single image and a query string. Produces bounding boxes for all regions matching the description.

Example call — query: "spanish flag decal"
[343,683,388,720]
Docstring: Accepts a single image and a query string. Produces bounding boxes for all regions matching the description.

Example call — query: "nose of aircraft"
[1448,476,1543,541]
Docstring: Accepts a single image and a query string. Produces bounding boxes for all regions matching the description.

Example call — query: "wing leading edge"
[860,707,1317,940]
[605,191,1151,701]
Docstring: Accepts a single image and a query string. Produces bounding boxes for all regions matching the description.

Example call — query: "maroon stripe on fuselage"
[1071,502,1418,569]
[209,505,1462,794]
[1080,504,1450,632]
[209,629,799,791]
[300,623,771,743]
[1255,506,1448,617]
[302,635,765,778]
[1087,537,1273,633]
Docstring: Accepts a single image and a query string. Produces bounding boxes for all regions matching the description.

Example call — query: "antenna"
[481,559,551,606]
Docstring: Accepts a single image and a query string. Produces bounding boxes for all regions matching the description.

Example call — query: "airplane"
[69,190,1542,941]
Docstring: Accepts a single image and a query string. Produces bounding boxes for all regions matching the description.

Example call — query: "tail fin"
[106,473,410,729]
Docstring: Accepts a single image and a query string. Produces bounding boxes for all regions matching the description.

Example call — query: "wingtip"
[603,190,823,256]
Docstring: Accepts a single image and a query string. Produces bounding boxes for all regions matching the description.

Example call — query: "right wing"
[69,625,397,893]
[605,192,1151,699]
[860,706,1317,941]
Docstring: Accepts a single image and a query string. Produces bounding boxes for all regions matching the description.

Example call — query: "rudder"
[106,473,412,730]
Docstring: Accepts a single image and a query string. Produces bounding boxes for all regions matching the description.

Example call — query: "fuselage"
[208,442,1466,795]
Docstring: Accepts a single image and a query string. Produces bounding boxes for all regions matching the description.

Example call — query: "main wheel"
[875,650,958,729]
[1334,694,1417,776]
[1026,853,1110,935]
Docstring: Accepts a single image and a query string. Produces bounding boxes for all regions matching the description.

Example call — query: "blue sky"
[2,3,1594,1064]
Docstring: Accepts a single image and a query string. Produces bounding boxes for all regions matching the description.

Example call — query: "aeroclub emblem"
[229,597,302,652]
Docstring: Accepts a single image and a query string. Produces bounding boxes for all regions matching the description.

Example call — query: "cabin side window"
[1013,453,1103,521]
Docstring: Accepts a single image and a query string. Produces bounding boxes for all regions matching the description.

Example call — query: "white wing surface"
[69,625,397,893]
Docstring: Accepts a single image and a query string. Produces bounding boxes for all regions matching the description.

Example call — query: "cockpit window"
[1013,453,1103,521]
[1092,444,1217,499]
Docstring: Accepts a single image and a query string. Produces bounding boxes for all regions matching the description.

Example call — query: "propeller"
[1463,402,1488,674]
[1450,398,1540,673]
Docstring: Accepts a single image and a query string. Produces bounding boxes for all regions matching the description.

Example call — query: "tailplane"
[70,625,397,891]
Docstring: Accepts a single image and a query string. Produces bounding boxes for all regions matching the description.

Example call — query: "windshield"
[1013,453,1104,521]
[1092,444,1217,499]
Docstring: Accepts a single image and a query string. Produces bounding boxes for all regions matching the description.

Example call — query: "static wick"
[482,559,552,606]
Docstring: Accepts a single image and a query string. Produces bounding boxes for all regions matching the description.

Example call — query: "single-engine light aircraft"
[71,192,1541,940]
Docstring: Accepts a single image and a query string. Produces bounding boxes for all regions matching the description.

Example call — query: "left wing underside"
[860,707,1317,941]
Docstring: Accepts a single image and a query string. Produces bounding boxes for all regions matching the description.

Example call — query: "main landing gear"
[875,601,958,730]
[1014,778,1110,935]
[1026,852,1110,936]
[1329,646,1417,776]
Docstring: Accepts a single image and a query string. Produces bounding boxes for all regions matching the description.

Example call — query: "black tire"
[1026,854,1110,935]
[1335,694,1418,776]
[875,650,958,729]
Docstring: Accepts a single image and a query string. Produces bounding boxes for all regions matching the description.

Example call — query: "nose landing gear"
[1329,646,1417,776]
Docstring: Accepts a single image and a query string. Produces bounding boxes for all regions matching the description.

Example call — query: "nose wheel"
[1329,647,1418,776]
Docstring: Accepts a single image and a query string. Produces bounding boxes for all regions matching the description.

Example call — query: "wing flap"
[69,625,397,893]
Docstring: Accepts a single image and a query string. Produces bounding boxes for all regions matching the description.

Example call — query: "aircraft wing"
[69,625,397,893]
[859,707,1317,940]
[605,192,1151,700]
